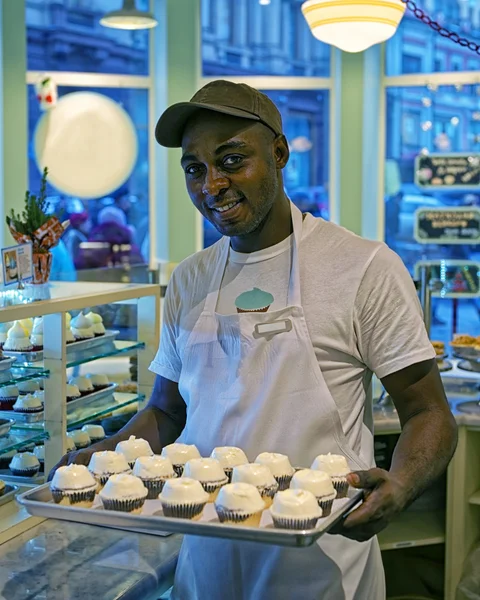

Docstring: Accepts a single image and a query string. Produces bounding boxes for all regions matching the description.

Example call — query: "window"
[26,0,150,74]
[201,0,330,77]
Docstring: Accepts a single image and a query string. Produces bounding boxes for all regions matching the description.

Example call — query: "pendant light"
[100,0,158,30]
[301,0,406,53]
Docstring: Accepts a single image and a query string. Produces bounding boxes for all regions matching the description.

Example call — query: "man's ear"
[274,134,290,169]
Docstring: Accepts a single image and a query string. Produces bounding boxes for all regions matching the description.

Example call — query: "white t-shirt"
[150,213,436,452]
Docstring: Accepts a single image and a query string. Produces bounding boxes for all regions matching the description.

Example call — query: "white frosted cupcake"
[0,385,19,410]
[82,424,106,444]
[85,312,106,337]
[232,463,278,508]
[311,454,350,498]
[88,450,130,489]
[115,436,153,468]
[99,473,148,514]
[66,384,81,402]
[67,430,91,449]
[133,455,177,499]
[159,477,209,520]
[70,376,94,397]
[161,443,201,476]
[214,482,265,527]
[184,458,228,502]
[30,317,44,350]
[270,489,322,530]
[13,393,43,414]
[18,380,40,395]
[51,464,97,507]
[255,452,295,491]
[87,373,110,390]
[9,452,40,477]
[3,321,33,352]
[211,447,249,481]
[66,436,77,453]
[290,469,337,516]
[70,313,94,340]
[0,321,13,347]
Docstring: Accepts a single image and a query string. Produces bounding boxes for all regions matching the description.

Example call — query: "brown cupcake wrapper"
[161,501,206,520]
[332,478,349,498]
[10,466,40,477]
[236,306,270,313]
[173,464,184,477]
[215,506,259,524]
[272,515,320,530]
[52,488,96,505]
[259,483,279,499]
[101,496,146,513]
[88,436,106,444]
[142,477,175,500]
[275,474,293,491]
[91,470,131,486]
[0,399,17,410]
[200,478,228,494]
[13,408,43,414]
[318,497,335,517]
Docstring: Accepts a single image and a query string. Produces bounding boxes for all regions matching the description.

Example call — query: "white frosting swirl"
[310,454,350,477]
[115,436,153,464]
[88,450,130,476]
[99,473,148,500]
[51,464,97,491]
[4,322,32,350]
[232,463,276,488]
[184,458,228,483]
[10,452,40,470]
[290,469,336,497]
[133,455,175,479]
[69,376,93,393]
[211,446,248,469]
[270,489,322,519]
[159,477,208,504]
[161,443,200,465]
[70,313,94,338]
[255,452,294,478]
[82,424,105,440]
[13,393,43,411]
[215,482,265,513]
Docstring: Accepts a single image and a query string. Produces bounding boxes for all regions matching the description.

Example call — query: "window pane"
[384,84,480,339]
[386,1,480,75]
[201,0,330,77]
[27,85,149,278]
[26,0,149,75]
[204,89,330,248]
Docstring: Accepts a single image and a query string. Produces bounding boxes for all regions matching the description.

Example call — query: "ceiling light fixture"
[100,0,158,30]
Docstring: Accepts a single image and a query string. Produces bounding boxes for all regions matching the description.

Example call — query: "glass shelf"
[0,366,49,388]
[0,428,48,456]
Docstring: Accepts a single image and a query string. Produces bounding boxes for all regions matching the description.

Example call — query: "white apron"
[172,203,385,600]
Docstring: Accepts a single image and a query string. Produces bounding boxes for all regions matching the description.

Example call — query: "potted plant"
[6,167,69,284]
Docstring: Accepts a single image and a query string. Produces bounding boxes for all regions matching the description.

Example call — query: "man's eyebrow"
[181,141,249,165]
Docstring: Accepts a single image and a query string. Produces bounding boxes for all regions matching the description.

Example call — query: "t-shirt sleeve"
[353,244,436,379]
[149,272,182,383]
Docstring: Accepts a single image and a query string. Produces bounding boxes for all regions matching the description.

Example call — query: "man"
[54,81,457,599]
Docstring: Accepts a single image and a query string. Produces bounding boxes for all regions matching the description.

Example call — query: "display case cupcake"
[290,469,337,516]
[9,452,41,477]
[184,458,228,502]
[235,288,274,314]
[310,454,350,498]
[210,446,249,481]
[255,452,295,491]
[66,384,81,402]
[67,430,91,449]
[270,489,322,530]
[66,436,77,453]
[13,393,43,415]
[87,374,110,391]
[0,385,19,410]
[159,477,209,520]
[214,482,265,527]
[3,322,33,352]
[85,312,106,337]
[99,473,148,514]
[30,317,44,351]
[51,464,97,507]
[82,424,106,444]
[232,463,278,508]
[161,443,201,476]
[69,376,94,397]
[70,313,94,341]
[17,380,40,395]
[88,450,130,489]
[115,436,153,468]
[133,455,177,499]
[0,322,13,348]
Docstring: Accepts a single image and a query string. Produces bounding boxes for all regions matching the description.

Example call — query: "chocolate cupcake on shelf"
[99,473,148,514]
[311,454,350,499]
[133,455,177,499]
[0,322,13,348]
[69,376,94,397]
[232,463,278,508]
[0,385,19,410]
[82,424,106,444]
[30,317,44,351]
[3,321,33,352]
[12,393,43,415]
[161,443,201,476]
[214,482,265,527]
[115,435,153,468]
[66,384,81,403]
[51,464,97,507]
[159,477,209,520]
[290,469,337,516]
[184,457,228,502]
[210,446,249,481]
[270,489,322,530]
[9,452,40,477]
[255,452,295,491]
[70,313,94,341]
[67,430,91,449]
[88,450,130,490]
[87,374,110,391]
[17,379,40,395]
[85,312,106,337]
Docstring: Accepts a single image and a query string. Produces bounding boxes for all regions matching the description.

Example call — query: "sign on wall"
[414,260,480,298]
[414,207,480,244]
[415,153,480,189]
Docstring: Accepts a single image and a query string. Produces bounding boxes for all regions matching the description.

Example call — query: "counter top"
[0,519,181,600]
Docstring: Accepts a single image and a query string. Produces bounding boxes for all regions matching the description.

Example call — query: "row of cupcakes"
[0,311,105,352]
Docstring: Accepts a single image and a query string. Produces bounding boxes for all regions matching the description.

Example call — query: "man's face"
[181,112,287,237]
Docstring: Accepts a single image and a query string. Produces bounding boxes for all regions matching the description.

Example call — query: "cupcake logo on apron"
[235,288,274,314]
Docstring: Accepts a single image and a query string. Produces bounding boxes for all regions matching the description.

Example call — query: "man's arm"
[48,375,186,478]
[335,358,457,541]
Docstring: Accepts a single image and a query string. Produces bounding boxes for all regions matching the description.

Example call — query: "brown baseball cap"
[155,80,283,148]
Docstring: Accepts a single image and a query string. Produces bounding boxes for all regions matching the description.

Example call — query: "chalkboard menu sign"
[414,260,480,298]
[414,153,480,189]
[414,207,480,244]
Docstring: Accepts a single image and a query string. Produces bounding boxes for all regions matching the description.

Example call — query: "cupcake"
[311,454,350,498]
[30,317,44,351]
[0,449,17,469]
[3,322,33,352]
[70,376,94,397]
[270,489,322,530]
[9,452,40,477]
[235,288,274,314]
[133,455,177,499]
[184,458,228,502]
[232,463,278,508]
[0,322,13,348]
[161,443,201,476]
[66,436,77,453]
[18,380,40,395]
[255,452,294,491]
[70,313,94,341]
[99,473,148,514]
[159,477,209,520]
[51,464,97,507]
[87,374,110,391]
[13,393,43,415]
[431,341,445,357]
[65,324,75,344]
[67,430,91,449]
[0,385,19,410]
[85,312,106,337]
[82,424,106,444]
[210,447,249,481]
[214,482,265,527]
[33,445,45,473]
[451,333,476,347]
[66,384,81,402]
[18,319,33,335]
[88,450,130,489]
[290,469,337,516]
[115,435,153,468]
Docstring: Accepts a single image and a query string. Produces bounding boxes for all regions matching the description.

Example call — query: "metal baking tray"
[17,484,364,547]
[0,484,19,508]
[0,409,44,424]
[66,383,117,412]
[4,330,120,363]
[0,471,44,486]
[0,418,15,437]
[0,357,16,372]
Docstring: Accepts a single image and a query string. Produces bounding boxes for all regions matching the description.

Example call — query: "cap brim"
[155,102,261,148]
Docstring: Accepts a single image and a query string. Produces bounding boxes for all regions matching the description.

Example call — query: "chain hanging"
[401,0,480,55]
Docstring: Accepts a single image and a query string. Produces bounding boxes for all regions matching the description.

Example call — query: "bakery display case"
[0,281,160,487]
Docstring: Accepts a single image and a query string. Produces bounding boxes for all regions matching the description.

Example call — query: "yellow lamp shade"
[301,0,407,53]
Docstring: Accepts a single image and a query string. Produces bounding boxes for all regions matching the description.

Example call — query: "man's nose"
[202,168,229,197]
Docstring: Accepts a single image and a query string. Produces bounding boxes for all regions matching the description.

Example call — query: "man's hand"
[331,469,407,542]
[47,441,111,481]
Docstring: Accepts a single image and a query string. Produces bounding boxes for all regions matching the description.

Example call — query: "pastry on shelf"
[67,430,91,449]
[85,312,106,337]
[66,384,81,402]
[0,322,13,349]
[12,393,43,415]
[18,380,40,395]
[69,376,94,397]
[9,452,40,477]
[87,374,110,391]
[30,317,44,351]
[116,381,137,394]
[0,385,19,410]
[82,424,106,443]
[450,334,476,347]
[3,321,33,352]
[70,313,94,341]
[66,436,76,453]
